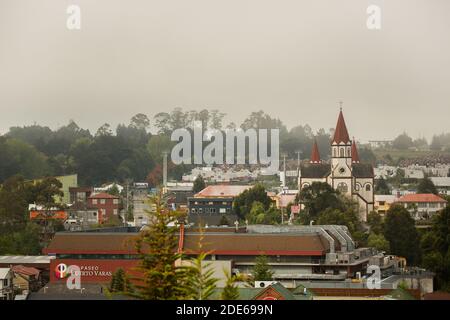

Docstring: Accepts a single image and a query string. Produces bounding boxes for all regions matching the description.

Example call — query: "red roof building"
[87,193,120,222]
[395,193,447,220]
[194,185,251,198]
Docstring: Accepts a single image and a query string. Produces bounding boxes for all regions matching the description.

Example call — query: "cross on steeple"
[339,100,343,111]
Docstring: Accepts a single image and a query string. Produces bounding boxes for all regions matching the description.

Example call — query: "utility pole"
[162,152,168,188]
[295,150,302,191]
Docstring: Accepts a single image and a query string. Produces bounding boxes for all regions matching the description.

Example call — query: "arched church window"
[365,184,372,191]
[340,148,344,157]
[347,147,351,156]
[333,148,337,157]
[337,182,348,194]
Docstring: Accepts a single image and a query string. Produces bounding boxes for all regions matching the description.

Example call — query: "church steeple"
[331,107,353,168]
[352,138,360,163]
[310,139,321,164]
[332,108,351,145]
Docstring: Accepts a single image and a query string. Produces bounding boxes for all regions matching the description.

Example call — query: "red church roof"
[332,110,351,144]
[352,138,360,163]
[310,140,321,163]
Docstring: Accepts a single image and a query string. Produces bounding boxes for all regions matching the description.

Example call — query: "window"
[3,279,8,286]
[92,199,98,205]
[365,184,371,191]
[113,199,119,205]
[113,209,118,215]
[340,148,345,157]
[333,148,337,157]
[220,208,226,213]
[337,183,348,193]
[100,199,106,205]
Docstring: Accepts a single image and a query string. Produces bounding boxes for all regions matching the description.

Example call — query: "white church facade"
[299,110,374,221]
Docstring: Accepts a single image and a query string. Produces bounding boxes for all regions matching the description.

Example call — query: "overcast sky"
[0,0,449,142]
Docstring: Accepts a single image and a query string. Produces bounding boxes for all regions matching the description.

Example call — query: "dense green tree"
[367,211,384,234]
[0,138,50,181]
[126,191,190,300]
[146,135,173,164]
[95,123,113,137]
[316,207,360,234]
[193,175,206,193]
[221,270,244,300]
[383,205,421,265]
[252,255,274,282]
[421,206,450,291]
[0,176,30,231]
[185,252,218,300]
[246,201,281,225]
[393,133,414,150]
[0,222,42,255]
[296,182,346,223]
[109,268,133,293]
[233,184,272,219]
[417,177,438,195]
[130,113,150,131]
[375,177,391,195]
[367,232,390,252]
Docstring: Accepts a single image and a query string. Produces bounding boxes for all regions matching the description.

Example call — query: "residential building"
[11,265,41,293]
[430,177,450,195]
[374,195,398,215]
[187,185,251,226]
[395,193,448,220]
[0,268,14,300]
[66,201,100,230]
[69,187,93,204]
[87,193,120,222]
[30,174,78,205]
[299,110,374,221]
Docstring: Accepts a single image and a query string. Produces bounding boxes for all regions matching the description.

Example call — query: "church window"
[339,167,345,174]
[340,148,344,157]
[365,184,371,191]
[337,182,348,193]
[333,148,337,157]
[347,147,351,156]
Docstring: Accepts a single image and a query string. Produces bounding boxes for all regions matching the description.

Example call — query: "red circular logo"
[55,263,68,279]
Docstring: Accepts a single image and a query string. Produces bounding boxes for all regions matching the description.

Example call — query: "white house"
[0,268,14,300]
